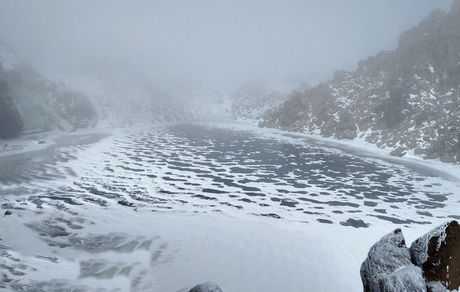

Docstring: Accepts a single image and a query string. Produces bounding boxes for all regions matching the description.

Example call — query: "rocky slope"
[260,0,460,163]
[0,79,23,138]
[0,43,97,137]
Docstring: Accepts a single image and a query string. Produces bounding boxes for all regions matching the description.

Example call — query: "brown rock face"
[411,221,460,290]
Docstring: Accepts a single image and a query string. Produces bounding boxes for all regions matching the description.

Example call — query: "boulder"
[361,229,426,292]
[410,221,460,291]
[426,281,448,292]
[381,266,428,292]
[390,147,407,157]
[188,282,223,292]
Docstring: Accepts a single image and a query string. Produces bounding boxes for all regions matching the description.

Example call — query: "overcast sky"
[0,0,453,92]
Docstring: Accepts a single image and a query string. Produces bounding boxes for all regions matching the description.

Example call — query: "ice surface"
[1,123,459,291]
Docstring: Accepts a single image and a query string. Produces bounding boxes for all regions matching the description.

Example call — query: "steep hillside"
[0,44,97,136]
[261,1,460,163]
[0,78,23,138]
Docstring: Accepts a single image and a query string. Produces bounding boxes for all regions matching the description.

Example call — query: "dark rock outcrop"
[360,229,426,292]
[0,79,23,138]
[410,221,460,291]
[188,282,223,292]
[261,3,460,163]
[362,221,460,291]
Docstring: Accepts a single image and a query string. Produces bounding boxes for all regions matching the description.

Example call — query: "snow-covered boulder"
[410,221,460,291]
[381,266,427,292]
[361,229,426,292]
[188,282,223,292]
[426,281,449,292]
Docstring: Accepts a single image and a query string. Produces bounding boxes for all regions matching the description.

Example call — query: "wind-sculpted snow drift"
[261,0,460,163]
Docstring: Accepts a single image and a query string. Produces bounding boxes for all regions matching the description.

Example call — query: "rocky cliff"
[260,1,460,163]
[0,44,96,137]
[0,79,23,138]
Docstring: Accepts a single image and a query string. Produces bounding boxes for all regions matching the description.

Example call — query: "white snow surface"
[1,208,380,291]
[1,122,460,292]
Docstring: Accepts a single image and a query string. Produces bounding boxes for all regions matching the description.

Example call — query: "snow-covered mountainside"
[0,45,287,134]
[260,0,460,163]
[0,43,97,136]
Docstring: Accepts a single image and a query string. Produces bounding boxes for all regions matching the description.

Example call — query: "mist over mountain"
[1,0,458,164]
[0,0,453,133]
[261,0,460,163]
[0,43,96,137]
[2,2,460,292]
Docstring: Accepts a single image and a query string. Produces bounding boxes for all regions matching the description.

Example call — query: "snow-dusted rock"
[361,229,426,292]
[426,281,449,292]
[381,266,427,292]
[188,282,223,292]
[410,221,460,291]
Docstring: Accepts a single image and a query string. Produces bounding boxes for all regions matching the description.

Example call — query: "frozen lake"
[1,123,460,291]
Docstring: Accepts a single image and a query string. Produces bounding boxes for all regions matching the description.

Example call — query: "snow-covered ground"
[1,123,459,291]
[0,202,411,292]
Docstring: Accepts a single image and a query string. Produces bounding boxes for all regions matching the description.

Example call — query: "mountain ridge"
[0,43,97,138]
[260,1,460,163]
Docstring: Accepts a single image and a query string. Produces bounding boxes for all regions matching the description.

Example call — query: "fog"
[2,2,460,291]
[0,0,453,94]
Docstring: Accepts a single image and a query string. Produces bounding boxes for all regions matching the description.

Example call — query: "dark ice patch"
[340,218,369,228]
